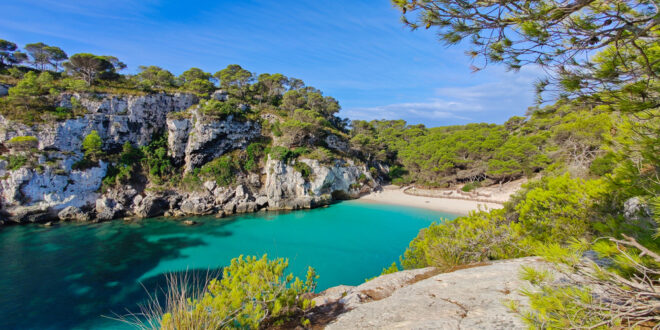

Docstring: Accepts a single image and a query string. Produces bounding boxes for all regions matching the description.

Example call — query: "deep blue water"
[0,200,453,329]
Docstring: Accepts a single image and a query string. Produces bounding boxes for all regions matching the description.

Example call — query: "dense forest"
[1,0,658,325]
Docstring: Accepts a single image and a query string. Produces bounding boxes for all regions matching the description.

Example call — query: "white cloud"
[343,65,544,126]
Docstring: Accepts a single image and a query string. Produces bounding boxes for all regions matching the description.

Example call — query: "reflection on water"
[0,201,452,329]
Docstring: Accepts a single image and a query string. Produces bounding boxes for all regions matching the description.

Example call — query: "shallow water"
[0,200,454,329]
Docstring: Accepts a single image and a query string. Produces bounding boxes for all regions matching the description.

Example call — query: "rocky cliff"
[0,92,377,225]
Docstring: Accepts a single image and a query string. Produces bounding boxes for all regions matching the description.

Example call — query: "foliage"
[199,155,238,187]
[0,39,27,67]
[198,99,243,119]
[511,173,606,245]
[392,0,657,105]
[156,255,317,329]
[82,130,103,161]
[102,142,144,186]
[140,134,173,183]
[293,161,313,180]
[401,209,525,271]
[133,66,176,90]
[63,53,122,85]
[25,42,67,71]
[2,154,28,171]
[215,64,253,99]
[268,146,308,163]
[244,142,266,172]
[5,135,38,150]
[461,181,481,192]
[515,237,660,328]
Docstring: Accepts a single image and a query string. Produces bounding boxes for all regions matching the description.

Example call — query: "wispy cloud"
[343,65,543,126]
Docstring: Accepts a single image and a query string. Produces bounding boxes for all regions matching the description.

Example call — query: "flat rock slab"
[322,257,545,329]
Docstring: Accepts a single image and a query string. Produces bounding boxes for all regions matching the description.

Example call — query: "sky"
[0,0,544,127]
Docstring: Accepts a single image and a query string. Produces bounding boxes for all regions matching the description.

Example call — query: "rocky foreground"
[310,257,546,329]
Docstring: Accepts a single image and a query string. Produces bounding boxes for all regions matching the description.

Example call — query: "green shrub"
[199,155,236,186]
[293,161,313,180]
[180,170,203,191]
[401,209,525,271]
[157,255,317,329]
[3,154,28,170]
[270,120,282,137]
[141,134,173,183]
[82,130,103,161]
[461,181,481,192]
[511,173,605,245]
[589,152,617,176]
[198,99,242,119]
[243,142,266,172]
[71,158,98,170]
[6,135,38,150]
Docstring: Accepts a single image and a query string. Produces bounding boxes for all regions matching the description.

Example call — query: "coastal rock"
[134,196,168,218]
[180,195,214,215]
[57,206,90,222]
[263,157,374,209]
[0,160,107,212]
[318,257,546,329]
[166,111,261,172]
[95,197,124,221]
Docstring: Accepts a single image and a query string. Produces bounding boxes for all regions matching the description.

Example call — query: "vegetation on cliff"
[392,0,659,326]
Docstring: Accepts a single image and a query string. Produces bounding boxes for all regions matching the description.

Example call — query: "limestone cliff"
[0,92,377,224]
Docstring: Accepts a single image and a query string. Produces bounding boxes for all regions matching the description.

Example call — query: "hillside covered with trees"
[0,0,658,325]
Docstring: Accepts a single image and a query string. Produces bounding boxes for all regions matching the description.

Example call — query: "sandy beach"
[359,186,505,216]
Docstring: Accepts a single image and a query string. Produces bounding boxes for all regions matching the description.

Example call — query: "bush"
[401,209,525,271]
[141,134,173,183]
[82,130,103,161]
[461,181,481,192]
[6,135,38,150]
[151,255,318,329]
[293,161,313,180]
[199,155,236,186]
[2,154,28,170]
[198,99,242,119]
[511,173,605,245]
[243,142,266,172]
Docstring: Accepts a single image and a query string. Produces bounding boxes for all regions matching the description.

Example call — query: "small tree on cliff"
[82,130,103,161]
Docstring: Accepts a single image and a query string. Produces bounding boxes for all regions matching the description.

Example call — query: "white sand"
[359,186,504,216]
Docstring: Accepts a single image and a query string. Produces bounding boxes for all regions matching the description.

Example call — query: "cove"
[0,200,454,329]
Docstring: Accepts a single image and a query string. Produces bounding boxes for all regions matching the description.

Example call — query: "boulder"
[95,197,124,221]
[134,196,168,218]
[204,180,217,192]
[0,84,9,97]
[57,206,90,222]
[255,196,269,208]
[223,202,236,215]
[179,195,214,215]
[211,90,228,101]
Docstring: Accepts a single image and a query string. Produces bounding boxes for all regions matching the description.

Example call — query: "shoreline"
[358,186,504,216]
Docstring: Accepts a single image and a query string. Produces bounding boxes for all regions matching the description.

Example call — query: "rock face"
[166,111,261,172]
[263,157,373,210]
[314,257,546,329]
[0,92,377,224]
[0,92,197,152]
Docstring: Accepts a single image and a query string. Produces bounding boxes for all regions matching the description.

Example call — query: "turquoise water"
[0,200,453,329]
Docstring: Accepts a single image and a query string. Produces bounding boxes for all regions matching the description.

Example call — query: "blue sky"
[0,0,543,127]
